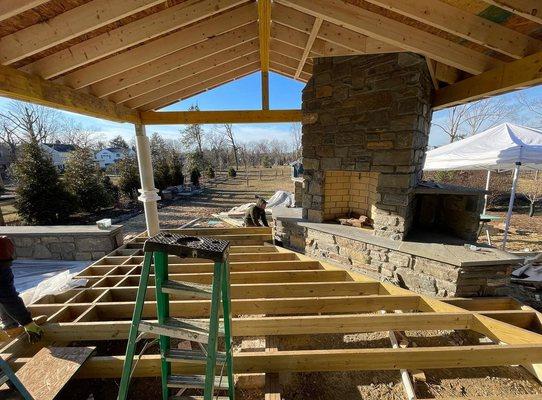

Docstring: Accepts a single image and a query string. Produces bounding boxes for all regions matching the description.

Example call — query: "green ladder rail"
[117,233,235,400]
[0,357,34,400]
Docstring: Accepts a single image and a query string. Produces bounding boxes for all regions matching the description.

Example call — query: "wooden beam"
[363,0,542,59]
[124,51,260,108]
[426,58,439,89]
[275,0,502,74]
[270,61,310,82]
[433,50,542,109]
[138,62,260,111]
[295,17,322,79]
[0,0,49,22]
[140,109,305,125]
[0,0,163,64]
[28,312,473,342]
[0,64,139,124]
[258,0,271,110]
[93,23,258,98]
[22,0,252,81]
[270,51,312,75]
[481,0,542,25]
[49,343,542,378]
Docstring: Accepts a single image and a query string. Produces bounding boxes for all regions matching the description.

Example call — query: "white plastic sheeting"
[225,190,295,215]
[11,259,89,305]
[424,123,542,171]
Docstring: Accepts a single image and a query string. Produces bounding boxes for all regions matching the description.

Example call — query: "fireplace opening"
[323,171,378,228]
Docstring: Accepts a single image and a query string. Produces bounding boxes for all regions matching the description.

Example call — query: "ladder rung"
[162,280,212,299]
[0,373,9,386]
[167,374,229,389]
[170,397,230,400]
[165,349,226,364]
[139,319,209,343]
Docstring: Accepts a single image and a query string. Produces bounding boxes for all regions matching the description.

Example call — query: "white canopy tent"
[424,123,542,249]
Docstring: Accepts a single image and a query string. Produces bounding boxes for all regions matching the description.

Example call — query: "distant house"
[41,142,76,171]
[95,147,135,169]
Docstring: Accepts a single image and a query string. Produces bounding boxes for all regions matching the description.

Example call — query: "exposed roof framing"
[0,0,542,115]
[3,226,542,390]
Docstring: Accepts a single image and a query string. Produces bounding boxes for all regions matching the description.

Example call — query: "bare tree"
[206,131,228,170]
[290,122,302,159]
[180,105,205,154]
[432,98,510,143]
[519,173,542,217]
[221,123,239,170]
[0,102,60,155]
[517,93,542,128]
[58,119,102,150]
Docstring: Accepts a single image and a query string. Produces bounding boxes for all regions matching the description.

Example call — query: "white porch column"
[134,124,160,236]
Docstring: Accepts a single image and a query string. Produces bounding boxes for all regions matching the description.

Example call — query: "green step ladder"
[117,233,235,400]
[0,357,34,399]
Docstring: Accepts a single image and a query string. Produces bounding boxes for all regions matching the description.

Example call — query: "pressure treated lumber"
[433,50,542,109]
[64,344,542,378]
[275,0,502,74]
[0,64,139,124]
[0,0,49,22]
[0,0,164,64]
[140,110,306,125]
[15,346,95,400]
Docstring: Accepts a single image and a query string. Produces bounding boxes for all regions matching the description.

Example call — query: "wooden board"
[15,346,95,400]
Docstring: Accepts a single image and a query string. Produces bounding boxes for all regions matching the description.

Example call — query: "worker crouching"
[244,197,269,227]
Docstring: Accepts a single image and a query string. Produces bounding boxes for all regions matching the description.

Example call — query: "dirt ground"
[477,209,542,251]
[122,166,293,237]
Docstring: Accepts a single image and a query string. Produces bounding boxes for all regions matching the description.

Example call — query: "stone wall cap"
[0,225,123,237]
[273,212,521,267]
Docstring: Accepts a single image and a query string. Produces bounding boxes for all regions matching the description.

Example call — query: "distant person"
[244,197,269,227]
[0,236,43,343]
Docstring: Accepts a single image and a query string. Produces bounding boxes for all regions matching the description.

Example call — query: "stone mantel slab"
[273,207,521,268]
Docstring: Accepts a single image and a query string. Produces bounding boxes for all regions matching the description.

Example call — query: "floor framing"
[2,226,542,398]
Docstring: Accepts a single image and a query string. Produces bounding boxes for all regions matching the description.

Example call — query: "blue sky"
[1,70,541,147]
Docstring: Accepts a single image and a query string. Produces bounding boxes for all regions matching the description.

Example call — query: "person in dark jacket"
[244,197,269,227]
[0,236,43,343]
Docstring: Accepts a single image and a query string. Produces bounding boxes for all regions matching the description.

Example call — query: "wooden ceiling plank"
[275,0,502,74]
[0,0,49,22]
[59,3,257,90]
[139,62,260,111]
[0,0,164,65]
[270,51,312,75]
[21,0,251,80]
[270,61,310,82]
[270,39,310,63]
[481,0,542,25]
[433,50,542,109]
[92,23,258,98]
[295,17,322,79]
[0,64,139,124]
[111,42,258,104]
[363,0,542,59]
[125,52,260,109]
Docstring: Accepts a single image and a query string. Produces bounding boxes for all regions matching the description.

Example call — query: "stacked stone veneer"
[275,220,512,297]
[6,226,124,261]
[302,53,433,240]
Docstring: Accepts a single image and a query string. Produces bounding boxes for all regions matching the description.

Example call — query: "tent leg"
[502,162,521,250]
[134,124,160,237]
[483,170,491,215]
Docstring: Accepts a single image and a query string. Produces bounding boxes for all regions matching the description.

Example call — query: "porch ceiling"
[0,0,541,121]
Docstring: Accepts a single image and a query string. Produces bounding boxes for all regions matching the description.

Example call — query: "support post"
[502,162,521,250]
[134,124,160,236]
[483,170,491,215]
[261,71,269,110]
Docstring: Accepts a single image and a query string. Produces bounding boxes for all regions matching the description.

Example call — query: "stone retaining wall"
[1,225,124,261]
[275,218,512,297]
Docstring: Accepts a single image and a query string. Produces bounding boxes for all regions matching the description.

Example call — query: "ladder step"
[170,397,230,400]
[167,374,229,390]
[139,318,223,343]
[165,348,226,364]
[0,372,9,386]
[162,280,212,299]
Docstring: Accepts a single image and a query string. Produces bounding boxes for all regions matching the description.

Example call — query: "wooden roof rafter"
[0,0,50,22]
